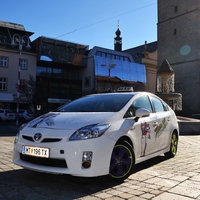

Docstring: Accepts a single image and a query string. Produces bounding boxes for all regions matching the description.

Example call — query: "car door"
[149,96,171,151]
[125,94,158,157]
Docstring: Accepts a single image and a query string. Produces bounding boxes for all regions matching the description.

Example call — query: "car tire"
[109,141,135,181]
[165,132,178,159]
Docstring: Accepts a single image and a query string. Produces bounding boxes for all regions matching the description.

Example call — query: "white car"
[13,92,179,181]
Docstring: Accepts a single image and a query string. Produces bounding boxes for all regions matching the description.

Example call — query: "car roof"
[88,92,151,96]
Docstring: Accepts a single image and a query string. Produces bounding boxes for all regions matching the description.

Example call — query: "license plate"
[22,146,49,158]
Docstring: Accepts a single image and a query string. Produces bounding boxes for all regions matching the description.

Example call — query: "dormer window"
[11,34,30,47]
[12,34,20,45]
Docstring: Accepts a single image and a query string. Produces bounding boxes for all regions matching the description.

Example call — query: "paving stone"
[149,190,163,195]
[137,187,152,193]
[116,186,133,193]
[127,189,145,196]
[106,190,123,196]
[95,193,113,199]
[190,174,200,182]
[129,173,154,181]
[117,192,134,199]
[105,197,124,200]
[145,177,179,187]
[126,184,140,190]
[169,185,200,198]
[129,197,146,200]
[152,192,195,200]
[169,175,189,182]
[179,180,200,190]
[140,193,155,199]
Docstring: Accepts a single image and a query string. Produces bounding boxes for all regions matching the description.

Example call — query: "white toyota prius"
[13,92,179,181]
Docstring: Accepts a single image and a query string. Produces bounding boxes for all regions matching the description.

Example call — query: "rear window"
[57,94,134,112]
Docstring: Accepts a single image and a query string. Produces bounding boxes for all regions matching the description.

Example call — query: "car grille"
[22,135,34,142]
[41,138,62,143]
[22,135,62,143]
[20,154,67,168]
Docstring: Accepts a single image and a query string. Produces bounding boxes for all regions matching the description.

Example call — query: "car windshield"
[57,94,134,112]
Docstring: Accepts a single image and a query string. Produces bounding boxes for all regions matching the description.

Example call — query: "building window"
[0,77,7,91]
[0,56,8,67]
[20,59,28,70]
[173,29,177,35]
[174,6,178,13]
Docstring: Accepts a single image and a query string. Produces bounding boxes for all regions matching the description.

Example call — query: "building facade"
[158,0,200,114]
[32,37,89,112]
[124,41,157,93]
[86,46,146,93]
[0,21,37,110]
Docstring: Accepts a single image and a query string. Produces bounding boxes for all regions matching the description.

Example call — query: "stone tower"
[157,0,200,114]
[156,59,182,111]
[114,25,122,51]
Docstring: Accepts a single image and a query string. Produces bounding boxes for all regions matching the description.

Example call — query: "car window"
[151,96,165,112]
[133,95,153,112]
[124,95,152,118]
[57,94,134,112]
[124,105,136,118]
[162,102,169,111]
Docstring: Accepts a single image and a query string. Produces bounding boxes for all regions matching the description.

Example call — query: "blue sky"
[1,0,157,50]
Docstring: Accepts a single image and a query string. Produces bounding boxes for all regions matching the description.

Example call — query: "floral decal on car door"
[141,122,150,156]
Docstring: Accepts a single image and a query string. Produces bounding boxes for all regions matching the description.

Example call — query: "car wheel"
[165,132,178,158]
[109,141,135,181]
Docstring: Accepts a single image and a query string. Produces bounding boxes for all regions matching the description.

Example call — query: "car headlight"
[69,124,110,141]
[14,132,20,144]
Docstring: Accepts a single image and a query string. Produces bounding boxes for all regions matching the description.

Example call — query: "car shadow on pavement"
[134,155,166,173]
[0,169,120,200]
[0,155,167,200]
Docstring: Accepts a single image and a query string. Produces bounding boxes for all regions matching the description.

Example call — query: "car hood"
[27,112,117,130]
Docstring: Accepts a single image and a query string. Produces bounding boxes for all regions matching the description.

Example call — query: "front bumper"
[13,128,115,177]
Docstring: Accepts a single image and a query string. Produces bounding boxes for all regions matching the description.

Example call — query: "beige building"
[124,41,157,93]
[158,0,200,114]
[0,21,37,109]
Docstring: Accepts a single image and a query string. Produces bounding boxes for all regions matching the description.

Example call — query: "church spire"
[114,23,122,51]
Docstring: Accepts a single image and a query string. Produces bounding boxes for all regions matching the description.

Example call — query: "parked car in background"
[0,109,16,121]
[19,110,34,122]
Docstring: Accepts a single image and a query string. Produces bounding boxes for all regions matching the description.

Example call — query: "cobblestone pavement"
[0,135,200,200]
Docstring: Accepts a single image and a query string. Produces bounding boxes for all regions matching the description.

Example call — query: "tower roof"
[115,28,121,37]
[157,59,174,74]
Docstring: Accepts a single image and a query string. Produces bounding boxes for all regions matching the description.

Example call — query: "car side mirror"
[135,108,150,118]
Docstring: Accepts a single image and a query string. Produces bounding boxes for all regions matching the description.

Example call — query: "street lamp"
[12,34,30,126]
